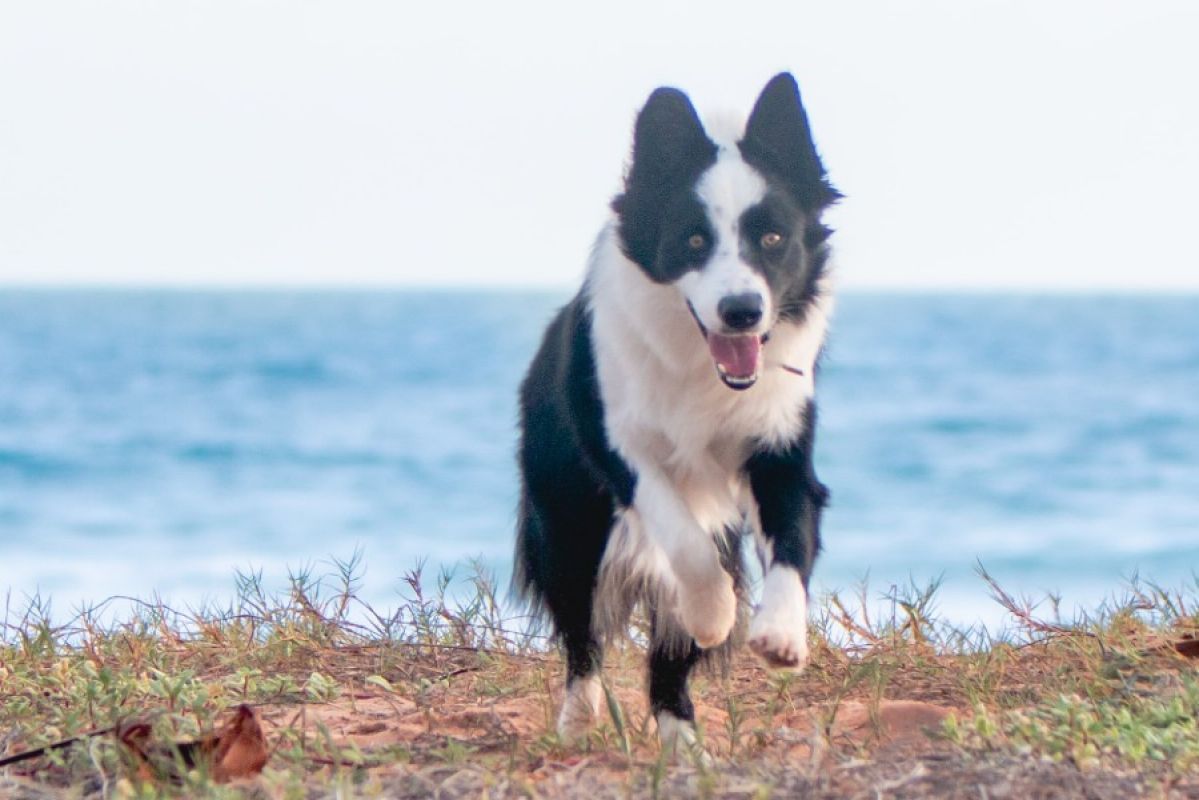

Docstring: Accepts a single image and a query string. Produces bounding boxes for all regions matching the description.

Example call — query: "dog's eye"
[687,234,707,250]
[760,232,784,250]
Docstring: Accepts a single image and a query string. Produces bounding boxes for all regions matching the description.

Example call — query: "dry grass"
[2,556,1199,798]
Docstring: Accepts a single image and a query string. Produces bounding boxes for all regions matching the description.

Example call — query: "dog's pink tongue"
[707,334,762,378]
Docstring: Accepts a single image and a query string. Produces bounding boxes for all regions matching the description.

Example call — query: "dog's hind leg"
[514,484,609,741]
[650,525,743,759]
[522,498,611,741]
[647,621,711,762]
[556,600,604,740]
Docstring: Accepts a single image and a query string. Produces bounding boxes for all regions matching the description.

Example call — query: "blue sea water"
[1,290,1197,628]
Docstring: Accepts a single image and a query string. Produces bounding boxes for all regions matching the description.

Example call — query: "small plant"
[602,679,631,759]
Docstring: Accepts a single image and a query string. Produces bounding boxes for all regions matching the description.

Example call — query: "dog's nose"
[717,293,764,331]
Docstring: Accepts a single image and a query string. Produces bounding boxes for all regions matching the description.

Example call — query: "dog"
[514,73,838,749]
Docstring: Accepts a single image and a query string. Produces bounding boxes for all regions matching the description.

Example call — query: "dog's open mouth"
[687,301,764,390]
[707,333,762,390]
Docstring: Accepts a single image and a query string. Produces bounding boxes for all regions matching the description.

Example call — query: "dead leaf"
[118,704,269,784]
[1173,635,1199,658]
[209,704,270,782]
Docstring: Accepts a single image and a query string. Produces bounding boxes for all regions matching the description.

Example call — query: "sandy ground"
[241,654,1194,799]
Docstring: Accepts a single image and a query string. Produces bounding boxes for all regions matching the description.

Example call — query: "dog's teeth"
[715,359,759,389]
[719,371,757,389]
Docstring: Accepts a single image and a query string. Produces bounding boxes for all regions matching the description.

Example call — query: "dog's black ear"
[614,87,718,269]
[629,88,714,187]
[740,73,840,211]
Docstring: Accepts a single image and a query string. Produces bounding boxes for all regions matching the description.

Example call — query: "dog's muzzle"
[687,301,765,391]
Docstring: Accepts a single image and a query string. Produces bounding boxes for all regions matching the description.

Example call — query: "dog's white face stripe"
[678,145,772,334]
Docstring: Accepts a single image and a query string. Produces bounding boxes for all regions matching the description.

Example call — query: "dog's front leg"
[633,467,737,649]
[745,406,827,670]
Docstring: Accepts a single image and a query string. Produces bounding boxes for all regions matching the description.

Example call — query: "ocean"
[1,290,1196,629]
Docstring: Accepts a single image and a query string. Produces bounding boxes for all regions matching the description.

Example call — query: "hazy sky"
[1,1,1196,289]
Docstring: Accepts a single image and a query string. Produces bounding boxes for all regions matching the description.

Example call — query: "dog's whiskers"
[778,364,806,377]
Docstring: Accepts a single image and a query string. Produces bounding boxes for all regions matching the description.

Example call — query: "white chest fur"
[587,225,831,526]
[587,227,830,653]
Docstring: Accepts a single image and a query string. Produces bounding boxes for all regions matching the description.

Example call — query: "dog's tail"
[509,491,551,631]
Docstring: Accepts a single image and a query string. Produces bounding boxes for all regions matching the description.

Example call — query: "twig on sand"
[0,728,115,769]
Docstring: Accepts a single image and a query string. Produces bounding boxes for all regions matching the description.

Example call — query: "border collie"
[514,73,838,749]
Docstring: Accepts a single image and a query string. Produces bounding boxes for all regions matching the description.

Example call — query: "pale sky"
[1,1,1196,290]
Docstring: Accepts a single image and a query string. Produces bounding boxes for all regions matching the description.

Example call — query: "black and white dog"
[514,73,838,747]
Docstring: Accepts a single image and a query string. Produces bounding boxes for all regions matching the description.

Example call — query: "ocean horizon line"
[2,283,1198,298]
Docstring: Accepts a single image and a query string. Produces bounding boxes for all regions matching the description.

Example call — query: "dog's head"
[612,73,839,390]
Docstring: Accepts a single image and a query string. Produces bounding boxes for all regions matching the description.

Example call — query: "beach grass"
[2,556,1198,798]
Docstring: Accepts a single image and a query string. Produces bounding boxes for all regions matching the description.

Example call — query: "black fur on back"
[512,294,633,651]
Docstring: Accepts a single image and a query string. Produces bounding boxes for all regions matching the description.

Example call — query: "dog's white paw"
[748,615,809,670]
[748,566,810,671]
[676,569,737,649]
[556,675,602,741]
[656,712,712,766]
